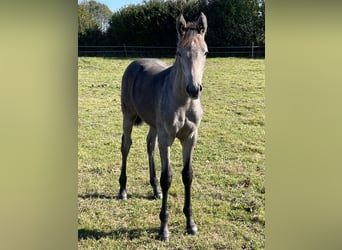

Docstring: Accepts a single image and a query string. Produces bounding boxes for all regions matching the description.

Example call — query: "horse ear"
[197,12,207,35]
[176,14,187,39]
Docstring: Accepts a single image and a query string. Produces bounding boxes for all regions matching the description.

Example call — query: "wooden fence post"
[251,42,254,58]
[123,44,127,57]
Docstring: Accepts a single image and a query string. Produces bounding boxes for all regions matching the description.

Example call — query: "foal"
[118,13,208,241]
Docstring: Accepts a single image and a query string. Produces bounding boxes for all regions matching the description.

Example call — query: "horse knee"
[182,167,193,185]
[160,171,172,190]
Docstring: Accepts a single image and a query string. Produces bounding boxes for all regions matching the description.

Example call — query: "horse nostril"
[186,84,202,98]
[186,85,190,95]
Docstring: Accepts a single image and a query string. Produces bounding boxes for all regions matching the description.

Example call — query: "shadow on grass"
[78,227,160,241]
[78,192,159,201]
[78,193,114,199]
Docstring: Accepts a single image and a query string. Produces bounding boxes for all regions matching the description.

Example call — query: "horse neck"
[170,56,190,104]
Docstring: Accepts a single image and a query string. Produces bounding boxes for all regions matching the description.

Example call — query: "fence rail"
[78,45,265,58]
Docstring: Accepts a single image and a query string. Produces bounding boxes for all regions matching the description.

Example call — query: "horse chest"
[174,110,201,139]
[158,93,203,139]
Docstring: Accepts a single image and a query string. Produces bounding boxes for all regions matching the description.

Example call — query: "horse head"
[176,13,208,99]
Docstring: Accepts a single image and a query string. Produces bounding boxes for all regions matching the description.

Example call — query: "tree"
[87,0,113,32]
[106,0,264,47]
[78,4,97,37]
[256,0,265,45]
[107,0,203,46]
[205,0,264,46]
[78,1,113,45]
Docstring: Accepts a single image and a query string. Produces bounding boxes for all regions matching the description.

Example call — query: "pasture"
[78,57,265,249]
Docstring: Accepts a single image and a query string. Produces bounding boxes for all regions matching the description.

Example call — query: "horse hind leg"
[118,115,134,200]
[146,127,162,199]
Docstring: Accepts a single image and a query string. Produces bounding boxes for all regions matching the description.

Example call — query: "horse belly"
[132,77,160,128]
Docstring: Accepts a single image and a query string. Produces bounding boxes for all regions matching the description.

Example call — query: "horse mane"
[179,22,201,48]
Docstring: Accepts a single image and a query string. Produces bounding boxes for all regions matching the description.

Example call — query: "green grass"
[78,57,265,249]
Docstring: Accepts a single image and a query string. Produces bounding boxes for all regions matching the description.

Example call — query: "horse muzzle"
[186,83,203,99]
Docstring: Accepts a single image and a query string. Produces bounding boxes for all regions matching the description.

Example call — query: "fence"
[78,44,265,58]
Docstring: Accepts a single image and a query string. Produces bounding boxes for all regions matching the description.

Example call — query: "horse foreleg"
[181,132,198,235]
[158,138,172,242]
[146,128,162,199]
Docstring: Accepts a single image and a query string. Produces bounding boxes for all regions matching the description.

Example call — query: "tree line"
[78,0,264,47]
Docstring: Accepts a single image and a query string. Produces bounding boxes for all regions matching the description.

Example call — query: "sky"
[78,0,145,12]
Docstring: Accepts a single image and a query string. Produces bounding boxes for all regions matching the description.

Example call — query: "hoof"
[186,222,198,235]
[159,227,170,242]
[118,190,127,200]
[159,234,170,242]
[153,192,163,200]
[159,232,170,242]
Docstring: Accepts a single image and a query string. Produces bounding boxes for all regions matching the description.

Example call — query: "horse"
[118,13,208,242]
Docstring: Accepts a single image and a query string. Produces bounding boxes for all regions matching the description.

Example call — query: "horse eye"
[204,51,209,56]
[177,51,181,57]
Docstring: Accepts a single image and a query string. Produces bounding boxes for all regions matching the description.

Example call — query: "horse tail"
[134,116,143,126]
[121,61,144,127]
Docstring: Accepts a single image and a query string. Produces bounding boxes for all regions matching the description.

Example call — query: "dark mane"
[179,22,200,48]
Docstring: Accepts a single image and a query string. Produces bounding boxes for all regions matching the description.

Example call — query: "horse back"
[121,59,170,127]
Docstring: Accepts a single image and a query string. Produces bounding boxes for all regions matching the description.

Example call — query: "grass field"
[78,57,265,249]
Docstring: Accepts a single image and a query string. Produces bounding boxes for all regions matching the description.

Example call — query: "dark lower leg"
[182,163,197,235]
[118,169,127,199]
[159,169,172,241]
[119,133,131,199]
[149,163,162,199]
[147,129,161,199]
